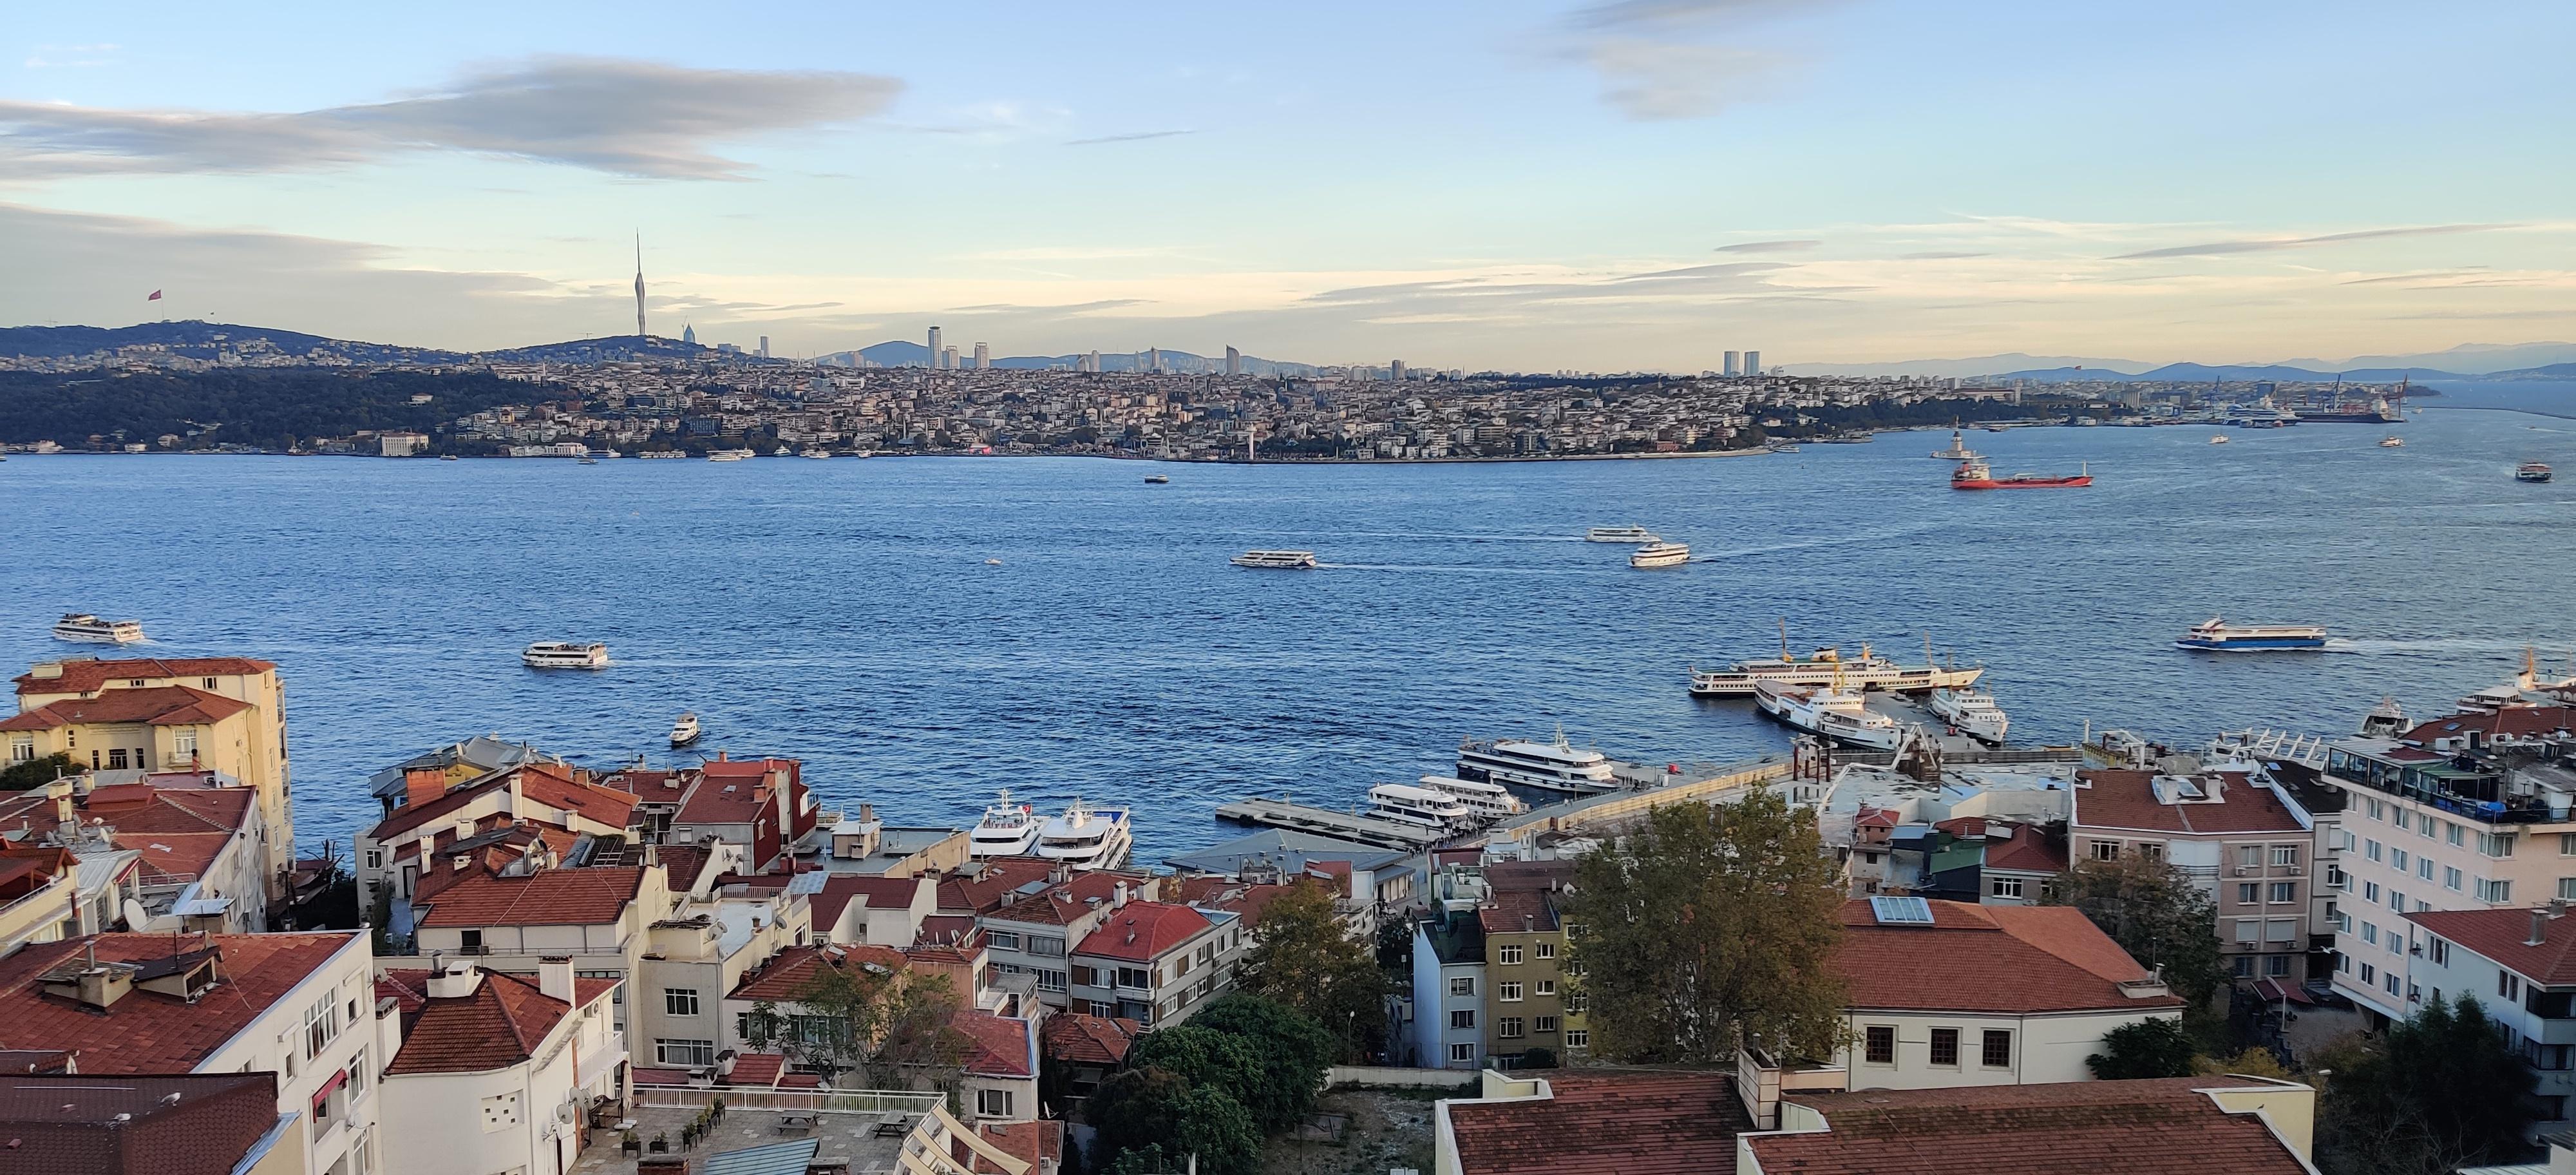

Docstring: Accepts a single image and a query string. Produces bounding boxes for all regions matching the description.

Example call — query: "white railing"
[632,1084,942,1117]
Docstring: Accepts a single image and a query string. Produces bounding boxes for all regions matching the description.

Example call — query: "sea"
[5,380,2573,865]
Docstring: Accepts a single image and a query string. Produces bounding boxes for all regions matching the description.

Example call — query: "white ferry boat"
[706,448,754,463]
[2518,462,2554,483]
[522,641,610,669]
[1929,428,1980,460]
[969,791,1043,858]
[1456,731,1620,794]
[1367,783,1476,830]
[1688,635,1983,697]
[1629,541,1690,568]
[638,450,686,459]
[51,613,145,644]
[1416,774,1528,818]
[2209,434,2230,444]
[2378,435,2404,448]
[1231,550,1318,569]
[799,448,832,459]
[1753,679,1906,751]
[669,712,701,747]
[1927,687,2010,745]
[1035,801,1132,870]
[2175,618,2327,651]
[1585,524,1659,543]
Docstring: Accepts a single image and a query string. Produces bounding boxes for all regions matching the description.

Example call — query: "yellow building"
[1479,860,1588,1064]
[8,657,293,903]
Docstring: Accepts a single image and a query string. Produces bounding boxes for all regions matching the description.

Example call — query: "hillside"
[0,320,464,365]
[826,340,1320,377]
[0,368,550,451]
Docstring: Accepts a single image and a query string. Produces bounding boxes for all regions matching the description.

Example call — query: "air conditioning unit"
[2233,866,2253,877]
[2287,865,2303,876]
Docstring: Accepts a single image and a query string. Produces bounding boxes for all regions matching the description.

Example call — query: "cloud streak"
[0,57,900,180]
[1562,0,1844,120]
[1715,239,1821,254]
[2110,223,2518,260]
[1065,129,1196,146]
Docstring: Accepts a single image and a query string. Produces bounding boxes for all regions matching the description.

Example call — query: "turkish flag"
[147,290,162,301]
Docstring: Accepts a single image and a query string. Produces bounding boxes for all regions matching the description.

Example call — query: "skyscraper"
[927,326,943,368]
[1147,347,1162,373]
[1743,350,1761,377]
[682,323,696,346]
[759,336,770,359]
[1225,345,1242,376]
[633,235,647,338]
[1723,350,1739,377]
[942,346,960,369]
[972,341,990,369]
[1390,359,1406,382]
[1083,350,1101,374]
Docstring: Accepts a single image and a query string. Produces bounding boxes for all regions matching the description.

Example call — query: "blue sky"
[5,1,2571,370]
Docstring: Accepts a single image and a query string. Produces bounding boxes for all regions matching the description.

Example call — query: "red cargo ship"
[1951,457,2091,490]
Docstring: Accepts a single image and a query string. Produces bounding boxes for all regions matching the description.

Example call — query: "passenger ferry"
[1752,678,1906,751]
[2175,618,2327,651]
[669,712,701,747]
[1629,541,1690,568]
[2518,462,2554,483]
[1415,774,1528,818]
[1456,731,1620,794]
[522,641,611,669]
[1231,550,1318,569]
[51,613,146,644]
[1585,524,1660,543]
[1367,783,1477,830]
[1927,687,2010,745]
[1035,801,1132,870]
[706,448,755,463]
[799,448,832,459]
[969,791,1043,858]
[1689,629,1984,697]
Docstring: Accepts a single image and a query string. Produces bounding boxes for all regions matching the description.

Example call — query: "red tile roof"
[1445,1069,1751,1175]
[14,658,274,696]
[1479,888,1562,935]
[2409,908,2576,985]
[1837,899,2180,1013]
[1040,1013,1141,1066]
[1756,1078,2310,1174]
[727,944,908,1002]
[368,762,638,842]
[936,859,1065,915]
[811,874,933,933]
[1983,822,2069,874]
[415,866,647,928]
[971,1120,1063,1175]
[0,1071,281,1175]
[953,1010,1037,1078]
[725,1051,787,1087]
[2400,707,2576,745]
[2072,770,2307,836]
[676,758,797,825]
[377,968,615,1076]
[122,830,234,886]
[0,686,251,732]
[1075,901,1217,962]
[989,872,1139,927]
[0,932,358,1074]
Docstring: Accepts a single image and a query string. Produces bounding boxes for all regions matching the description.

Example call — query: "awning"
[2253,978,2315,1006]
[173,897,232,917]
[312,1069,348,1111]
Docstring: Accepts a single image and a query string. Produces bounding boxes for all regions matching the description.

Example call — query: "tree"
[1186,993,1336,1134]
[0,753,74,792]
[1564,790,1848,1064]
[2047,854,2228,1007]
[2315,997,2537,1175]
[1086,1068,1262,1175]
[1235,883,1389,1062]
[749,957,970,1094]
[2194,1046,2291,1080]
[1123,1027,1263,1113]
[2087,1018,2197,1079]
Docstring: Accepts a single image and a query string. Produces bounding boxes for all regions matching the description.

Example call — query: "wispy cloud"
[0,56,900,180]
[1561,0,1844,120]
[961,245,1179,263]
[942,298,1151,317]
[1899,251,1989,260]
[1065,129,1196,146]
[2110,224,2518,260]
[24,43,119,69]
[1714,238,1820,254]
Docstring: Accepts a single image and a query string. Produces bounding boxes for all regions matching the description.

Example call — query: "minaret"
[633,234,647,338]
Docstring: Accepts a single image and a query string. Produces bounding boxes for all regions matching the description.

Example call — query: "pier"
[1212,798,1446,849]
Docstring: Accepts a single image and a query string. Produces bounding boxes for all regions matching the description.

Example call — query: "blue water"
[6,392,2575,863]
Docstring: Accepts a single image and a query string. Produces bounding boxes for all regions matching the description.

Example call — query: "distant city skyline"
[3,1,2573,370]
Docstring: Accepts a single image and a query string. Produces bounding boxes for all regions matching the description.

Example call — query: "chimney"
[45,778,73,824]
[404,767,446,809]
[1524,913,1535,932]
[538,956,574,1002]
[428,959,482,999]
[715,750,728,762]
[2531,908,2551,947]
[1113,881,1130,906]
[643,843,660,868]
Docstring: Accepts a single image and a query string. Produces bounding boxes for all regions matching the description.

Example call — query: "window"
[2232,955,2254,978]
[305,995,339,1059]
[2501,972,2524,1002]
[2430,937,2450,965]
[1564,1030,1589,1049]
[2391,849,2409,872]
[2091,841,2120,861]
[1449,977,1475,997]
[1981,1030,2012,1067]
[106,748,128,770]
[2236,919,2262,944]
[1498,1017,1524,1039]
[1929,1027,1960,1067]
[2365,839,2383,863]
[1498,982,1524,1002]
[1449,1044,1477,1064]
[2479,878,2515,903]
[2481,832,2518,859]
[2236,883,2259,905]
[2269,881,2297,904]
[2449,823,2465,847]
[977,1089,1012,1117]
[1115,966,1151,990]
[1536,979,1557,997]
[2360,922,2378,946]
[656,1038,715,1067]
[2271,845,2300,866]
[2394,809,2411,832]
[1864,1026,1895,1065]
[1991,876,2025,899]
[1499,945,1524,965]
[1450,1010,1476,1030]
[2561,833,2576,857]
[364,850,383,870]
[1565,993,1588,1015]
[1535,1015,1560,1033]
[1535,942,1557,960]
[480,1091,520,1132]
[2364,881,2380,903]
[460,929,483,953]
[2447,866,2464,892]
[8,737,32,763]
[174,731,198,759]
[985,930,1021,951]
[1027,935,1066,958]
[2385,972,2401,996]
[2267,919,2299,944]
[2139,842,2163,861]
[2236,845,2262,870]
[1036,969,1067,993]
[2560,878,2576,902]
[663,988,699,1017]
[2366,799,2383,821]
[1087,1000,1115,1017]
[2264,955,2293,977]
[2360,962,2375,984]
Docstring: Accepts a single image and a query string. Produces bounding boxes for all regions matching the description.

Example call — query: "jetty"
[1212,798,1445,849]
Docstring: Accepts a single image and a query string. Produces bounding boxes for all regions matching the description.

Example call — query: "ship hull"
[1953,476,2092,490]
[2176,636,2327,651]
[1690,664,1982,698]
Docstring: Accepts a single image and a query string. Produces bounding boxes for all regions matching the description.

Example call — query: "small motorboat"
[2379,435,2403,448]
[984,559,1003,566]
[670,712,701,747]
[1144,473,1170,484]
[2518,462,2554,483]
[2209,435,2229,445]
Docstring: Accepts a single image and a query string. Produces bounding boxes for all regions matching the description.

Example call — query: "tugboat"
[2518,462,2554,483]
[1950,456,2092,490]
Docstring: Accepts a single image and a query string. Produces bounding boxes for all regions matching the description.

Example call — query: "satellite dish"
[120,899,151,930]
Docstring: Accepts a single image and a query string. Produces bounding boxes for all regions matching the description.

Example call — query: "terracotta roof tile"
[13,658,273,696]
[2409,908,2576,985]
[1983,823,2069,874]
[1837,899,2180,1013]
[936,859,1065,915]
[1757,1078,2311,1174]
[415,867,646,928]
[0,686,251,732]
[2072,770,2307,836]
[972,1120,1062,1175]
[725,1051,787,1087]
[727,944,907,1002]
[1446,1070,1750,1175]
[811,875,933,933]
[952,1009,1037,1078]
[1074,902,1217,962]
[368,762,637,843]
[2400,707,2576,745]
[1040,1013,1141,1066]
[0,932,357,1074]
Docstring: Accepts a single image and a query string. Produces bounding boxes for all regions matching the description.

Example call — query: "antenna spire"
[632,233,647,339]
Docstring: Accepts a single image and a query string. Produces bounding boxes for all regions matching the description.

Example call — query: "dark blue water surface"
[6,388,2574,863]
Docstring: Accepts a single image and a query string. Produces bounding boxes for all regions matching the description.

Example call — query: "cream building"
[377,958,629,1175]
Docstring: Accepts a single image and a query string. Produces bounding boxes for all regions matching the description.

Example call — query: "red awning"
[2253,979,2315,1006]
[312,1068,348,1111]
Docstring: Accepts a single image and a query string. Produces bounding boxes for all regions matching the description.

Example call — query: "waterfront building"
[1162,827,1420,913]
[663,755,820,872]
[0,931,384,1175]
[366,733,574,816]
[407,865,670,1038]
[807,872,938,946]
[1066,899,1240,1027]
[355,760,639,903]
[379,430,429,457]
[2395,904,2576,1133]
[375,958,627,1175]
[2070,767,2322,987]
[1476,861,1589,1065]
[1410,861,1490,1069]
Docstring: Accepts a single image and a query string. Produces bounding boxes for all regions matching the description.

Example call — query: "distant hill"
[479,335,713,364]
[1788,353,2157,378]
[823,340,1320,377]
[1994,361,2468,383]
[0,320,464,365]
[2481,362,2576,381]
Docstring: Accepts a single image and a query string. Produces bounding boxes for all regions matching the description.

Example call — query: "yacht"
[1416,774,1528,818]
[1367,783,1477,830]
[669,712,701,747]
[1927,687,2010,745]
[1034,801,1132,870]
[51,613,145,644]
[2209,434,2230,445]
[1585,524,1660,543]
[2378,435,2404,448]
[1753,679,1906,751]
[706,449,753,463]
[2177,618,2327,651]
[440,454,460,461]
[1689,629,1983,696]
[968,791,1043,858]
[2518,462,2554,483]
[800,448,833,459]
[522,641,610,669]
[1629,541,1690,568]
[1456,731,1620,794]
[1144,474,1170,484]
[1231,550,1318,569]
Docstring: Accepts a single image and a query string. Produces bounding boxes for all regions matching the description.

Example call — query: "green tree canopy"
[1086,1068,1262,1175]
[1122,1027,1263,1114]
[2045,853,2228,1006]
[1184,993,1336,1134]
[0,754,74,792]
[741,958,969,1094]
[1234,882,1388,1062]
[1564,790,1848,1063]
[2086,1017,2197,1080]
[2315,996,2538,1175]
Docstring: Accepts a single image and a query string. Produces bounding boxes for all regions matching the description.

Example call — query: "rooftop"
[1074,901,1220,962]
[414,866,646,928]
[567,1086,944,1175]
[0,685,251,732]
[1754,1077,2313,1174]
[1040,1012,1142,1066]
[377,967,617,1075]
[14,657,274,696]
[2409,906,2576,986]
[1837,899,2179,1013]
[0,1071,283,1175]
[2073,769,2309,836]
[0,932,358,1073]
[1444,1069,1751,1175]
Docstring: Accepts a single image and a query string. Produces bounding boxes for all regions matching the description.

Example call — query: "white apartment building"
[376,958,628,1175]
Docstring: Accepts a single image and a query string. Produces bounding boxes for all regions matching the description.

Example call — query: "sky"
[5,0,2573,372]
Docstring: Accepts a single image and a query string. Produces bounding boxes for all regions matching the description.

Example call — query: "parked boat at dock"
[1367,782,1477,829]
[51,613,145,644]
[2175,618,2327,651]
[1415,774,1528,817]
[1689,627,1983,697]
[1035,800,1132,869]
[1456,732,1620,793]
[1927,687,2009,744]
[969,791,1042,857]
[1752,678,1906,751]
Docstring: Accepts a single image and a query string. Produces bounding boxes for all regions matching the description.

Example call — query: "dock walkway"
[1211,798,1445,849]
